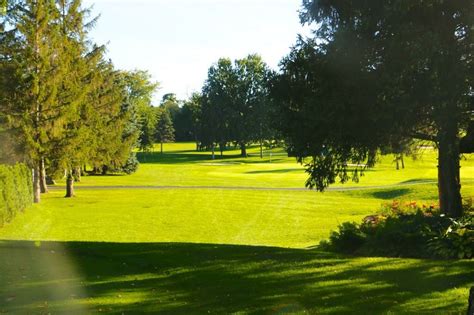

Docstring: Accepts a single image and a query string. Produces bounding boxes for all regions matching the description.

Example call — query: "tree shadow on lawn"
[246,168,303,175]
[399,179,437,185]
[362,188,414,200]
[137,151,288,165]
[0,241,472,314]
[346,186,441,202]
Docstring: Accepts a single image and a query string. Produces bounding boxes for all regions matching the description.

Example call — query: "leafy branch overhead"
[273,0,473,218]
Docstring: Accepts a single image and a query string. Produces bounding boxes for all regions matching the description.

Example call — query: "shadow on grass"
[0,241,472,314]
[246,168,302,175]
[137,151,288,165]
[84,173,126,177]
[345,185,440,201]
[399,178,437,185]
[367,188,413,200]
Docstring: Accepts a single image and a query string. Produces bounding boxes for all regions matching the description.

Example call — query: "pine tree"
[3,0,63,203]
[2,0,149,200]
[155,108,175,154]
[51,0,100,197]
[87,64,140,175]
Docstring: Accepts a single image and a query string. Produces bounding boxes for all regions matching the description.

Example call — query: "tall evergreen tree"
[2,0,62,202]
[155,108,175,154]
[2,0,142,200]
[51,0,100,197]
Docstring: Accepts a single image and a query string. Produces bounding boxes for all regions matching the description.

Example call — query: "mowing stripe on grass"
[46,179,473,192]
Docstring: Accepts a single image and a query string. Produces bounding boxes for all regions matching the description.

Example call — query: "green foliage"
[322,201,474,259]
[0,164,32,226]
[137,105,158,152]
[155,107,175,144]
[200,55,276,155]
[426,216,474,259]
[117,152,139,175]
[322,222,366,254]
[160,94,180,124]
[174,93,202,142]
[275,0,473,217]
[119,70,159,152]
[2,1,145,199]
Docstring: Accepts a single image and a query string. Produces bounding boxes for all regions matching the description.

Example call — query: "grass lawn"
[0,143,473,314]
[69,142,474,189]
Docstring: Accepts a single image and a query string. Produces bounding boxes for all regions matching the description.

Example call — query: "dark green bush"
[0,163,33,227]
[425,216,473,259]
[321,201,474,259]
[119,152,139,175]
[320,222,366,254]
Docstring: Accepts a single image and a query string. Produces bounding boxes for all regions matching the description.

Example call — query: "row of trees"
[173,1,472,220]
[0,0,159,202]
[158,55,279,158]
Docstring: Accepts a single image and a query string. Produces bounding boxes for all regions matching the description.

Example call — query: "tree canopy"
[273,0,473,217]
[200,54,275,157]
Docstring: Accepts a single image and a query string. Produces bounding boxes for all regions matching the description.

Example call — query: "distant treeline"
[144,55,281,158]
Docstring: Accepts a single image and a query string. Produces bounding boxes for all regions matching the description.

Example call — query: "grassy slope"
[0,143,473,314]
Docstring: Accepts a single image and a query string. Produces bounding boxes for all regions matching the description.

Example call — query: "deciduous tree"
[274,0,473,218]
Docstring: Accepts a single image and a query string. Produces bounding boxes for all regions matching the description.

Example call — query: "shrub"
[0,163,33,227]
[425,216,473,259]
[321,222,366,254]
[321,200,474,259]
[119,152,139,175]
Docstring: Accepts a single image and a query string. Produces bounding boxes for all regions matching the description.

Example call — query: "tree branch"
[411,132,437,142]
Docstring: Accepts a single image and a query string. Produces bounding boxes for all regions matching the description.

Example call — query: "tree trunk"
[74,167,81,182]
[260,140,263,159]
[219,142,224,158]
[240,142,247,157]
[33,166,41,203]
[101,165,108,175]
[395,157,400,170]
[437,128,463,218]
[467,286,474,315]
[65,171,75,198]
[39,158,48,193]
[211,143,215,160]
[401,155,405,169]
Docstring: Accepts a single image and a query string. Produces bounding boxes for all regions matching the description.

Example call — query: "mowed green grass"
[0,189,383,247]
[71,142,474,188]
[0,142,473,314]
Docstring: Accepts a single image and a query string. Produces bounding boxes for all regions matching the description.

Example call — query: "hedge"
[0,163,33,227]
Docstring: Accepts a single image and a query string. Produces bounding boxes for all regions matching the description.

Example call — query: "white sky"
[83,0,311,104]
